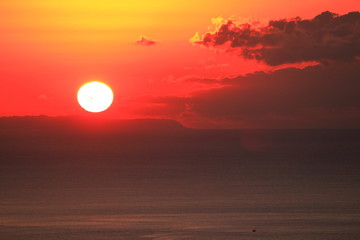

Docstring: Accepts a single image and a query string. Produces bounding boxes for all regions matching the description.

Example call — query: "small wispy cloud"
[135,36,157,46]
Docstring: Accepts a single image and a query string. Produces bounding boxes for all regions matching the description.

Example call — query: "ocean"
[1,126,359,239]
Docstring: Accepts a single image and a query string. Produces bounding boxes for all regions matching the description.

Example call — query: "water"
[1,129,359,239]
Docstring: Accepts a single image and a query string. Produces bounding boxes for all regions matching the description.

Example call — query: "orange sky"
[0,0,359,128]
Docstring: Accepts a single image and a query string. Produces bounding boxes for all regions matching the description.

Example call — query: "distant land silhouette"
[1,116,359,167]
[0,116,186,134]
[0,116,228,166]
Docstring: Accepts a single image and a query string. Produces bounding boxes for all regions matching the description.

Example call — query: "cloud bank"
[129,11,360,128]
[133,62,360,128]
[194,11,360,66]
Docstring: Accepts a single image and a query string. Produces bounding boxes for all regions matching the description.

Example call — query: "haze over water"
[1,118,359,240]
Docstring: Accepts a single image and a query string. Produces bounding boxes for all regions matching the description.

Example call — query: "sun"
[77,81,114,113]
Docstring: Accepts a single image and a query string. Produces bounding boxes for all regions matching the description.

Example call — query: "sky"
[0,0,359,128]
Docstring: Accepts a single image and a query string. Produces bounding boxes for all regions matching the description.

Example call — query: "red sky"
[1,0,359,128]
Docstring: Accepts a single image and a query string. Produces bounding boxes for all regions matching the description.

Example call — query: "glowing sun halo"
[77,81,114,113]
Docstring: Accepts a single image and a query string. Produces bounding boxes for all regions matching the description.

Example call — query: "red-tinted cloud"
[128,11,360,128]
[188,63,360,116]
[194,11,360,66]
[132,62,360,128]
[135,36,157,46]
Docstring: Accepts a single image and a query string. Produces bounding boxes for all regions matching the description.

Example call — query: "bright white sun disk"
[77,81,113,113]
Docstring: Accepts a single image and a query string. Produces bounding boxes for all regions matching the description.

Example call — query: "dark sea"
[1,125,360,239]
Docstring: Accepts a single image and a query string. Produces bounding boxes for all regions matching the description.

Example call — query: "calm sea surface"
[1,129,359,239]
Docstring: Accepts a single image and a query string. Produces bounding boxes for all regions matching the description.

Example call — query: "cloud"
[134,63,360,128]
[135,36,157,46]
[194,11,360,66]
[188,63,360,116]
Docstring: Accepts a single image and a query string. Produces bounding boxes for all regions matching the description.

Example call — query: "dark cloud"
[137,63,360,128]
[195,11,360,66]
[135,36,157,46]
[189,63,360,116]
